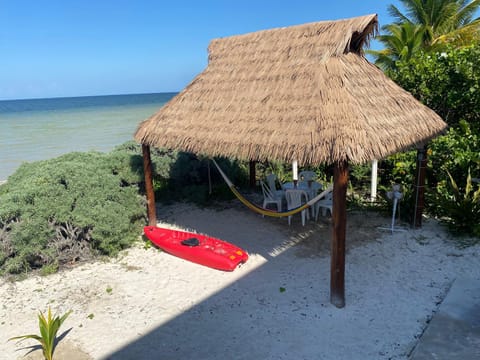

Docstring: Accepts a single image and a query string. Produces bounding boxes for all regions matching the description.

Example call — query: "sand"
[1,201,479,359]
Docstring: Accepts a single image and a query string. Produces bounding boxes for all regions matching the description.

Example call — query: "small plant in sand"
[8,307,72,360]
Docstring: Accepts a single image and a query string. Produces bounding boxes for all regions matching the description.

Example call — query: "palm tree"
[371,22,426,69]
[388,0,480,44]
[370,0,480,69]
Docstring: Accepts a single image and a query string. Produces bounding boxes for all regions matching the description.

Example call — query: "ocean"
[0,93,176,180]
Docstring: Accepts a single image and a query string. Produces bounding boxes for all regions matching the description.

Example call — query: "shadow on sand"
[102,202,387,360]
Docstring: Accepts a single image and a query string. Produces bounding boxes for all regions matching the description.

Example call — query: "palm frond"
[457,0,480,25]
[432,20,480,46]
[387,4,413,24]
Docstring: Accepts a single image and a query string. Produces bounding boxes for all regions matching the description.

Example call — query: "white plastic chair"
[260,180,282,213]
[266,173,285,198]
[285,189,309,226]
[314,188,333,220]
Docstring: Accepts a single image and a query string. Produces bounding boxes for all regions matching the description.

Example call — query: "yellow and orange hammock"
[212,159,333,218]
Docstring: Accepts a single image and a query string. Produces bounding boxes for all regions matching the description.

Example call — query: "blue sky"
[1,1,399,100]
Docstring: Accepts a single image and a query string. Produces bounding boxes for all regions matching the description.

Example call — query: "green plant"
[8,307,71,360]
[374,151,419,222]
[256,160,291,184]
[368,22,426,70]
[431,169,480,238]
[370,1,480,70]
[143,239,152,250]
[429,122,480,188]
[380,151,417,188]
[0,149,147,275]
[349,163,373,196]
[0,141,258,276]
[40,263,59,276]
[152,151,250,205]
[388,45,480,129]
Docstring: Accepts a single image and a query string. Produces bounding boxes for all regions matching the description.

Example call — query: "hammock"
[212,159,333,218]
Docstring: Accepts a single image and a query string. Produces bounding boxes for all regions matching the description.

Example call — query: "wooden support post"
[142,144,157,226]
[331,161,349,308]
[413,146,428,228]
[249,160,257,189]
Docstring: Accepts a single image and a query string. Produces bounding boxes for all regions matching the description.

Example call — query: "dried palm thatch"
[134,14,447,165]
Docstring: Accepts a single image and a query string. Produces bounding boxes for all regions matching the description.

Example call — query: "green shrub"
[154,152,250,205]
[429,121,480,189]
[0,141,256,275]
[256,160,291,184]
[114,141,251,205]
[429,169,480,238]
[383,43,480,233]
[0,150,146,275]
[388,45,480,129]
[373,151,418,222]
[349,163,374,198]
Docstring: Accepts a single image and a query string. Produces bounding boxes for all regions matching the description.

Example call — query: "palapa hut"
[134,14,447,308]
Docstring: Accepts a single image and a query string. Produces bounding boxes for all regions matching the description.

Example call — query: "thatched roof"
[134,14,447,165]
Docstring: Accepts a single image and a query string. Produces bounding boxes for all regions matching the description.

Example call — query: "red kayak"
[143,226,249,271]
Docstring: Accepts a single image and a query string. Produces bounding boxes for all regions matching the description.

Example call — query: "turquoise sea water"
[0,93,176,180]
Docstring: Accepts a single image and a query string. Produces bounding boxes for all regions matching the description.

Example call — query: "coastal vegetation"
[369,1,480,238]
[0,1,479,276]
[0,148,146,275]
[0,142,248,276]
[369,0,480,70]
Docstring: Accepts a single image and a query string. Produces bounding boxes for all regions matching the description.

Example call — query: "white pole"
[371,159,378,202]
[292,160,298,181]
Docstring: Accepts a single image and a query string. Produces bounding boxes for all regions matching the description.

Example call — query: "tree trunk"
[330,161,349,308]
[249,160,257,189]
[142,144,157,226]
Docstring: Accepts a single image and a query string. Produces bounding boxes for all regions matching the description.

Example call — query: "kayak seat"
[181,237,200,247]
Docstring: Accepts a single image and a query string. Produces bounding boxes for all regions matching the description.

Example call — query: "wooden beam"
[142,144,157,226]
[249,160,257,189]
[331,161,349,308]
[413,146,428,228]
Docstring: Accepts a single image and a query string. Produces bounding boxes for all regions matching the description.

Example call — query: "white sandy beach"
[1,201,479,359]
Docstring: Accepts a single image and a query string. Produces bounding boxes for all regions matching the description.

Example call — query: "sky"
[0,0,400,100]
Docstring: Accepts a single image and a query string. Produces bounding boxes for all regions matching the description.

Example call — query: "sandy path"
[1,202,479,359]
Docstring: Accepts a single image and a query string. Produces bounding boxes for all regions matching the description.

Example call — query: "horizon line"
[0,91,180,102]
